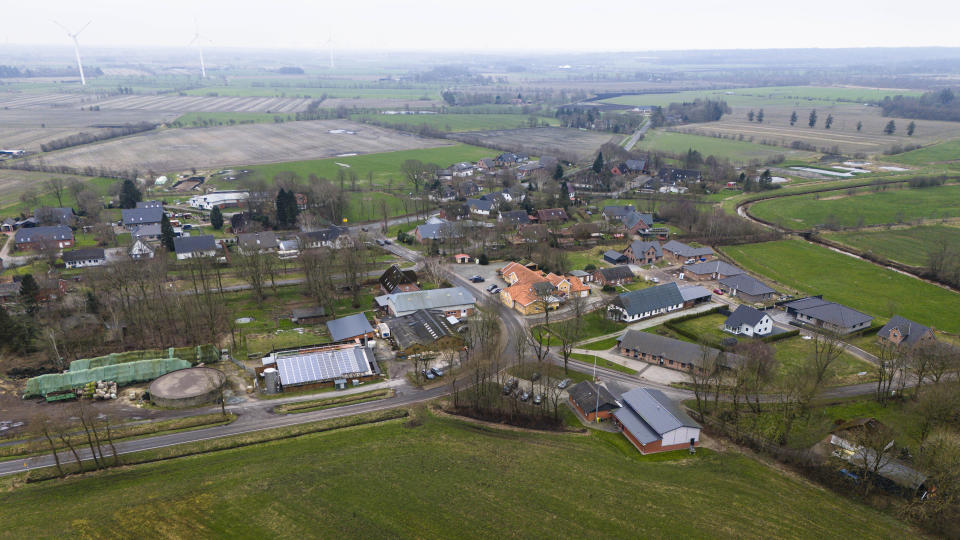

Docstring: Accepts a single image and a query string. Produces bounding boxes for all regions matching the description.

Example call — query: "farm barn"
[613,387,702,455]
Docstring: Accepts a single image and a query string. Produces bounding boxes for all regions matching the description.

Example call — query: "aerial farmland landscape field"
[1,3,960,538]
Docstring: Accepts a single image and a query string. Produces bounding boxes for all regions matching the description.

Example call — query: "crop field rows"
[96,94,315,113]
[0,92,96,109]
[21,120,453,174]
[447,127,615,160]
[599,86,923,109]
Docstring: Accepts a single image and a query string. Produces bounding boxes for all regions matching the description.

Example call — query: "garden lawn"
[239,145,494,190]
[721,239,960,333]
[578,336,621,350]
[0,411,916,538]
[822,225,960,267]
[749,183,960,230]
[569,353,639,375]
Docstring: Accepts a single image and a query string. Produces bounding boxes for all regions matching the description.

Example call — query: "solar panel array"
[275,347,371,386]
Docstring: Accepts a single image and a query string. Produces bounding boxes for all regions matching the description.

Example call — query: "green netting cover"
[68,344,219,371]
[25,358,192,397]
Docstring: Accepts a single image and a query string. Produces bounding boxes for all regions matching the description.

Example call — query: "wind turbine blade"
[53,20,70,34]
[189,35,198,45]
[75,20,92,37]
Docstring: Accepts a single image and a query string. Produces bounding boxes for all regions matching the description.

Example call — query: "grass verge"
[273,389,394,414]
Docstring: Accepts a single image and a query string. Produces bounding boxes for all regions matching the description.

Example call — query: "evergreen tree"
[160,212,175,252]
[276,189,288,227]
[285,190,300,226]
[884,120,896,135]
[856,121,862,132]
[808,110,818,128]
[789,111,798,126]
[747,110,755,122]
[824,115,834,129]
[210,206,224,230]
[19,274,40,316]
[0,304,34,354]
[553,163,564,181]
[118,179,142,209]
[758,169,773,189]
[907,121,916,136]
[592,152,604,174]
[756,109,764,123]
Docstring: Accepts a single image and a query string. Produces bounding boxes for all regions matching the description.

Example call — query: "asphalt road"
[0,238,888,477]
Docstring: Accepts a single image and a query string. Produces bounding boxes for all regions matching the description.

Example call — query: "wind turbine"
[326,34,334,70]
[189,19,211,78]
[54,20,91,86]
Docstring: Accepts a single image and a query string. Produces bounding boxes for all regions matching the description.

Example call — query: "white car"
[648,277,659,283]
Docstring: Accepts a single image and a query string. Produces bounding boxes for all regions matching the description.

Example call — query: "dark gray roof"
[663,240,714,258]
[602,205,635,219]
[622,211,653,230]
[877,315,933,347]
[61,247,105,263]
[299,226,347,245]
[629,240,662,257]
[678,286,712,302]
[499,210,530,224]
[326,312,375,342]
[617,387,700,443]
[136,201,164,209]
[598,266,634,281]
[567,381,619,413]
[613,283,685,317]
[718,274,775,296]
[617,330,741,368]
[34,207,75,224]
[14,225,73,243]
[416,220,460,241]
[603,250,626,262]
[624,159,646,171]
[783,296,829,311]
[173,235,217,254]
[798,302,873,329]
[132,223,162,239]
[237,231,279,251]
[683,260,743,277]
[466,198,493,212]
[386,309,458,352]
[122,207,163,227]
[379,264,418,293]
[724,305,768,328]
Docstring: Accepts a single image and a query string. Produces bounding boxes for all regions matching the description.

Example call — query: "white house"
[129,239,155,260]
[62,248,106,269]
[173,235,218,260]
[723,305,773,337]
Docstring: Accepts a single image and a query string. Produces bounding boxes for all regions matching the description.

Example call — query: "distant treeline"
[0,65,104,78]
[554,105,645,133]
[40,122,157,152]
[880,89,960,122]
[651,99,730,127]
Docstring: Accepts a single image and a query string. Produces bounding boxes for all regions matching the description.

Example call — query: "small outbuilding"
[603,250,628,265]
[326,312,376,343]
[567,381,620,422]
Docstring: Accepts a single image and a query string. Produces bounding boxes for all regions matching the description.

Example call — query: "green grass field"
[601,86,922,108]
[886,138,960,165]
[237,144,494,190]
[636,130,815,162]
[823,225,960,267]
[0,410,915,538]
[353,113,558,132]
[182,84,437,100]
[749,183,960,230]
[722,239,960,333]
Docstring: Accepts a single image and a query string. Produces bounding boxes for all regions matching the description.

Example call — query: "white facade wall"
[662,426,700,446]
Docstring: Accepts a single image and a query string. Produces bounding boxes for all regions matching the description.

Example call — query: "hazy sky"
[7,0,960,52]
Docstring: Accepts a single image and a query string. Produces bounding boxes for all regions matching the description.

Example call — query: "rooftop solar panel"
[275,347,372,386]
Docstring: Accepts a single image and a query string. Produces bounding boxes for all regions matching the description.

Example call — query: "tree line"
[39,123,157,153]
[880,89,960,122]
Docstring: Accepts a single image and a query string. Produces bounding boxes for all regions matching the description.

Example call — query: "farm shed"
[263,344,379,392]
[613,387,701,455]
[326,313,376,343]
[567,381,620,422]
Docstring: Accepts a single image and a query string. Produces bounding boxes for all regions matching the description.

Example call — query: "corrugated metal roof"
[620,387,700,437]
[275,346,372,386]
[326,313,374,342]
[613,406,660,445]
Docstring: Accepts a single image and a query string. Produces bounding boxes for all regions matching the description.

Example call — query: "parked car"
[519,390,530,402]
[503,378,519,395]
[485,284,497,292]
[422,369,435,380]
[469,275,485,283]
[533,393,542,405]
[384,239,392,245]
[376,239,385,246]
[431,367,444,377]
[557,378,572,389]
[530,371,541,382]
[648,277,659,283]
[713,289,723,295]
[361,227,368,232]
[685,258,696,264]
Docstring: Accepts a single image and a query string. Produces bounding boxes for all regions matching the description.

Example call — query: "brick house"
[616,329,742,373]
[593,266,634,286]
[624,240,662,265]
[567,381,619,422]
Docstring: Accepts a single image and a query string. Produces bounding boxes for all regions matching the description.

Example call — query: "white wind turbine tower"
[189,19,211,78]
[326,34,334,69]
[54,20,91,86]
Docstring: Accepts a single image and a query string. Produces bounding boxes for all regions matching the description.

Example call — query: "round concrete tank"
[149,367,225,408]
[263,367,279,394]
